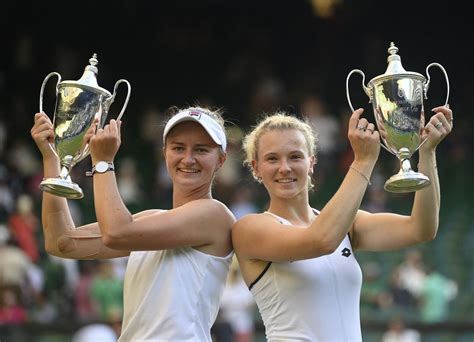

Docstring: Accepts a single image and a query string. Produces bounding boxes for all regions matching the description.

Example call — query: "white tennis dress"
[119,247,233,341]
[250,211,363,341]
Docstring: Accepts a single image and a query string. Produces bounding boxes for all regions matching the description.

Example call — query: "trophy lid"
[368,42,425,86]
[78,53,100,87]
[385,42,406,75]
[58,53,112,97]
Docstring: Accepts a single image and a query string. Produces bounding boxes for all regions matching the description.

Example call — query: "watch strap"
[86,162,115,177]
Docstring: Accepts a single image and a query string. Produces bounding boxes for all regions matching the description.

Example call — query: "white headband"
[163,109,227,152]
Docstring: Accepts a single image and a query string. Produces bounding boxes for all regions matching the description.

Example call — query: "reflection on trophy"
[346,42,449,193]
[39,54,131,199]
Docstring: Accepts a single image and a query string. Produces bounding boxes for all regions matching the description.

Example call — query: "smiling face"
[164,121,226,190]
[253,128,315,199]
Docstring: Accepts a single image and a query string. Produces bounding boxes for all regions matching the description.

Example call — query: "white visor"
[163,109,227,151]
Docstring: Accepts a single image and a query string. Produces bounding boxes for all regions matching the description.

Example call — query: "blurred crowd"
[1,2,474,340]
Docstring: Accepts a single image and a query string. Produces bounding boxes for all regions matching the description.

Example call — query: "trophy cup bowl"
[346,42,449,193]
[39,54,131,199]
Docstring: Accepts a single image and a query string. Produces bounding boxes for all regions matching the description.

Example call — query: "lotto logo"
[341,248,351,257]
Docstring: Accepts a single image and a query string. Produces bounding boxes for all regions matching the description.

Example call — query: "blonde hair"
[243,112,318,186]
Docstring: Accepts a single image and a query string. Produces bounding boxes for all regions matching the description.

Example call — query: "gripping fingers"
[428,114,451,134]
[366,123,376,134]
[34,113,52,126]
[356,118,368,130]
[432,105,453,127]
[34,112,47,122]
[349,108,365,130]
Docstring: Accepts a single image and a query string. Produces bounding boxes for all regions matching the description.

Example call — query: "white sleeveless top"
[119,247,233,342]
[250,211,363,342]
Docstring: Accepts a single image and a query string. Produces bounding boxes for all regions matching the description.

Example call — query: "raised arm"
[88,119,234,256]
[31,112,129,259]
[352,105,453,251]
[233,109,380,262]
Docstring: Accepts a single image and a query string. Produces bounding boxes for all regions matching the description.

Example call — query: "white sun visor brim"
[163,109,227,151]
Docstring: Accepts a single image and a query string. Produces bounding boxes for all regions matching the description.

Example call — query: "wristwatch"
[86,161,115,177]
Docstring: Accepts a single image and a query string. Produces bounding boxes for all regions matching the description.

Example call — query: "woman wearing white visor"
[31,106,235,341]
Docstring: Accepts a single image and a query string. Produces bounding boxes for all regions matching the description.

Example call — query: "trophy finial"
[84,53,99,76]
[89,53,99,67]
[77,53,100,88]
[388,42,398,56]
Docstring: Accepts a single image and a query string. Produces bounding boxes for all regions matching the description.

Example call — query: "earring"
[257,176,262,183]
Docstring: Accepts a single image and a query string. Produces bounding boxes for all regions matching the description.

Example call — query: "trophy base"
[384,171,431,193]
[39,178,84,199]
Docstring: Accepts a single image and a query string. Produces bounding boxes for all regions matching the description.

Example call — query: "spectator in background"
[74,260,99,322]
[396,249,427,301]
[219,257,256,342]
[47,255,80,310]
[300,94,341,182]
[229,186,259,220]
[215,126,246,204]
[0,165,15,222]
[116,157,144,210]
[0,224,32,292]
[361,167,389,213]
[40,254,68,318]
[71,322,118,342]
[7,139,41,179]
[382,316,420,342]
[248,65,287,117]
[90,260,123,322]
[0,287,27,324]
[420,266,458,323]
[387,267,417,312]
[29,289,58,324]
[360,261,392,316]
[8,193,39,262]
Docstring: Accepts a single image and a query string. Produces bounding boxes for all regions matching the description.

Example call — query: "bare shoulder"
[354,209,370,222]
[232,213,276,248]
[187,199,234,256]
[132,209,163,219]
[353,209,376,228]
[171,198,236,238]
[233,212,278,230]
[190,198,236,225]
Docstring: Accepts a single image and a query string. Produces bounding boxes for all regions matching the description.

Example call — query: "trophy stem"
[384,159,431,193]
[39,166,84,199]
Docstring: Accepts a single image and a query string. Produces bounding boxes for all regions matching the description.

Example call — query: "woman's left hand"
[419,105,453,152]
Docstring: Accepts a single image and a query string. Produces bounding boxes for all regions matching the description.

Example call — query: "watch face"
[95,161,109,173]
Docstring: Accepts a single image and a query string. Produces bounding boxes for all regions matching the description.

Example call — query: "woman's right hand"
[31,112,58,161]
[347,108,380,167]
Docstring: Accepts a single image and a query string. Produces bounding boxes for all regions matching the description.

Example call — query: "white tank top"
[250,211,363,341]
[119,247,233,341]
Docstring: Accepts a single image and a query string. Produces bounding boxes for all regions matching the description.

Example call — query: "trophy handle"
[424,63,450,106]
[110,79,132,121]
[39,72,61,114]
[346,69,394,155]
[346,69,371,112]
[417,63,450,150]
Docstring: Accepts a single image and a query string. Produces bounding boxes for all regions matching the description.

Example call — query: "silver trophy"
[39,54,131,199]
[346,42,449,193]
